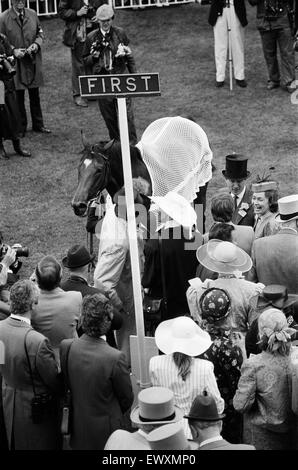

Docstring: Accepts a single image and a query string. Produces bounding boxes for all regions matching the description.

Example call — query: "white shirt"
[231,186,246,208]
[200,435,223,447]
[10,314,31,325]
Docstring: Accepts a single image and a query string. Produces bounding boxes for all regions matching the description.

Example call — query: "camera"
[31,394,54,424]
[0,244,29,259]
[0,55,16,77]
[264,0,284,21]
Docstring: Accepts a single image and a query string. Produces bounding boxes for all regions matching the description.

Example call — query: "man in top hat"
[82,4,138,143]
[248,195,298,294]
[104,386,184,450]
[58,0,106,107]
[222,154,255,227]
[251,179,279,239]
[61,244,122,348]
[185,392,255,450]
[245,284,298,357]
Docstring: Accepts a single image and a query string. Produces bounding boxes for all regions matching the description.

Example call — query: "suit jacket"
[248,229,298,294]
[104,429,150,450]
[232,187,255,227]
[31,287,82,361]
[200,438,255,450]
[204,222,254,255]
[253,211,279,240]
[208,0,248,27]
[60,335,133,450]
[0,317,60,449]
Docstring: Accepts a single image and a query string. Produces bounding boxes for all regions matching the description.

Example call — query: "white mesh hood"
[136,116,213,202]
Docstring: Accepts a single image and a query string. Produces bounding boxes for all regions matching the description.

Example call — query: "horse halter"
[84,145,111,205]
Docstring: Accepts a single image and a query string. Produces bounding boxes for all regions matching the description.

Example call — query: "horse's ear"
[103,139,115,151]
[81,129,88,149]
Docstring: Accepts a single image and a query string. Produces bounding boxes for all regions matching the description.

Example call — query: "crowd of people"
[0,0,297,454]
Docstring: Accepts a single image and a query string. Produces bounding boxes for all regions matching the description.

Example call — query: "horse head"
[71,138,112,217]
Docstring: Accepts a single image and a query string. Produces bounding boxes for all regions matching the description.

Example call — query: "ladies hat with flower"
[199,287,231,324]
[258,308,296,353]
[196,239,252,275]
[154,315,212,357]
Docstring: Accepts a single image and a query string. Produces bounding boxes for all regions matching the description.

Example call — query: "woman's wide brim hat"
[154,316,212,356]
[130,387,183,426]
[222,154,250,180]
[196,239,252,274]
[150,191,197,229]
[62,244,95,268]
[275,195,298,223]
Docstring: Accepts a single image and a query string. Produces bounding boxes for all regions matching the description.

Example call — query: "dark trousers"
[16,88,44,133]
[71,42,85,97]
[98,96,137,145]
[260,27,296,86]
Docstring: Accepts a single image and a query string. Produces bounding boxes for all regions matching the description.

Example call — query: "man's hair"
[188,419,222,430]
[211,194,234,223]
[209,222,234,242]
[82,293,113,337]
[10,279,38,316]
[35,255,62,291]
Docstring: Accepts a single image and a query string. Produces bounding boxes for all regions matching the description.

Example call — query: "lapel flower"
[239,202,249,211]
[115,43,132,58]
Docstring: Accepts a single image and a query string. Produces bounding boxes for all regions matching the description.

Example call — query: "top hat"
[147,422,198,451]
[150,192,197,230]
[222,154,250,180]
[275,195,298,223]
[256,285,298,310]
[62,244,95,268]
[251,181,278,193]
[184,392,225,421]
[196,239,252,275]
[95,4,114,21]
[154,316,212,357]
[130,387,183,426]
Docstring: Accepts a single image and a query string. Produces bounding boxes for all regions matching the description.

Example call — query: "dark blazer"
[232,187,255,227]
[208,0,248,27]
[200,438,255,450]
[60,335,133,450]
[248,229,298,293]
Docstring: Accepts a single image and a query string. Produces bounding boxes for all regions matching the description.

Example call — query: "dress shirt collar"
[10,314,31,325]
[231,186,246,206]
[199,435,223,447]
[137,429,148,439]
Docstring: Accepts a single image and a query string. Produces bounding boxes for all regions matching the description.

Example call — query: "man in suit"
[208,0,248,88]
[248,195,298,294]
[31,255,82,363]
[60,293,133,450]
[222,154,255,227]
[0,0,51,136]
[61,243,122,347]
[185,392,255,450]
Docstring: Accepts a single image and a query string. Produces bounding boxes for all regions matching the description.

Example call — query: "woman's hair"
[82,293,113,338]
[258,308,293,356]
[264,189,279,213]
[10,279,38,316]
[173,352,192,381]
[209,223,234,242]
[211,194,234,223]
[35,255,62,291]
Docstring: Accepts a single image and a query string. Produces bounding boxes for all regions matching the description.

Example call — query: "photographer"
[249,0,296,92]
[58,0,107,107]
[0,33,31,159]
[0,0,51,136]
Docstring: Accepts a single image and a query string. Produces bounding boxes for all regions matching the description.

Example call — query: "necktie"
[19,12,24,24]
[254,216,261,231]
[234,195,238,211]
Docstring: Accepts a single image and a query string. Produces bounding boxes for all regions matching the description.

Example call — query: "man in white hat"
[82,4,138,143]
[104,386,184,450]
[248,195,298,294]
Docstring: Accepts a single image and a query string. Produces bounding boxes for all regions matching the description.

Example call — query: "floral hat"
[199,288,231,324]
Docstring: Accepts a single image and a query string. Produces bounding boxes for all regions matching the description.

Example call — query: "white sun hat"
[196,239,252,274]
[154,316,212,356]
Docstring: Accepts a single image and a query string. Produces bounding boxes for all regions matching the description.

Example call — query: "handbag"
[143,235,168,336]
[60,340,74,449]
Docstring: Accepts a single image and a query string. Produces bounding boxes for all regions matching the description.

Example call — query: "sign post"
[79,73,160,389]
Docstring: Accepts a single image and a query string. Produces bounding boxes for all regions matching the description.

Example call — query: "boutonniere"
[239,202,249,212]
[115,43,132,58]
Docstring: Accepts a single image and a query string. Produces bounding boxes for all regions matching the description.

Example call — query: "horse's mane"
[81,140,143,163]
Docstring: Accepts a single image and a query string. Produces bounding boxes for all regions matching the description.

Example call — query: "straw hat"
[275,195,298,223]
[251,181,278,193]
[130,386,183,426]
[147,422,198,451]
[150,191,197,229]
[196,239,252,274]
[154,316,212,356]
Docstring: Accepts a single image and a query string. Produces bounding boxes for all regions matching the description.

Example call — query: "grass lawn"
[0,3,297,279]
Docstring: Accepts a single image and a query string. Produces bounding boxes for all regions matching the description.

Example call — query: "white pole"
[226,1,233,91]
[117,97,151,389]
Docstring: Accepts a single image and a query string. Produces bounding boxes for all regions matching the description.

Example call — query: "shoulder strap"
[24,328,37,396]
[158,234,168,315]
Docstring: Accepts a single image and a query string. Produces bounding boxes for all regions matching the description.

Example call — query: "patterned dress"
[202,327,244,443]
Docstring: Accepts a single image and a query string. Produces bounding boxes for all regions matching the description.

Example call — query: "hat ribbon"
[139,412,176,423]
[279,211,298,221]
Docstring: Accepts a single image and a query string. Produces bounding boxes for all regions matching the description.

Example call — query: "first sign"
[79,73,160,98]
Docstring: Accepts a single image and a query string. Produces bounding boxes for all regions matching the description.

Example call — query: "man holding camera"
[0,0,51,136]
[58,0,107,107]
[248,0,296,92]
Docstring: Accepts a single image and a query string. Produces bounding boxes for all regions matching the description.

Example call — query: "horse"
[71,138,152,218]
